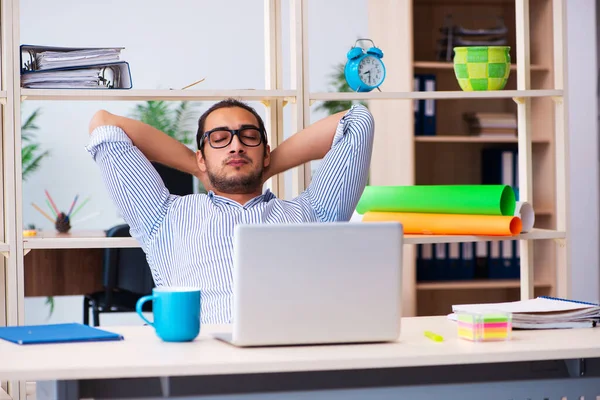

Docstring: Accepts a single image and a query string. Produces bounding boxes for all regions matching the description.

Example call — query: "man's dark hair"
[196,98,268,152]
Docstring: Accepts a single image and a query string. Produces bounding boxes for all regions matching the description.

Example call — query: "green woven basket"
[453,46,511,91]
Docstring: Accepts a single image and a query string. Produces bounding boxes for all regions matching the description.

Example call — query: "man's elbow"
[89,109,112,135]
[352,104,375,139]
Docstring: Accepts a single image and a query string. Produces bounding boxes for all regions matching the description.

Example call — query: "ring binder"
[21,62,132,89]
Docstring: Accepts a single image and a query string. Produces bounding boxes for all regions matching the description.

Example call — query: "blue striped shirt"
[86,104,374,323]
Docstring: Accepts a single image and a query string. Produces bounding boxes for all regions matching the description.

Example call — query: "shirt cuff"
[85,125,133,159]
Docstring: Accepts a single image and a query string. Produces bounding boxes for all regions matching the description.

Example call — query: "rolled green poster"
[355,185,515,216]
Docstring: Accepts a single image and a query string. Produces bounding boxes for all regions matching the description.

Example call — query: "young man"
[87,99,374,323]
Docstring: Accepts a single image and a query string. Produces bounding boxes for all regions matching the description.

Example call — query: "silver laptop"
[213,221,403,347]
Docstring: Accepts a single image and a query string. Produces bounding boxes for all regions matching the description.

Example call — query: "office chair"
[83,224,155,326]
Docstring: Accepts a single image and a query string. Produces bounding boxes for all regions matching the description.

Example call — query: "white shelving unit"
[0,0,570,398]
[366,0,570,317]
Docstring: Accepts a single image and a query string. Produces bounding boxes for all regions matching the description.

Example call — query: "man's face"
[196,107,270,194]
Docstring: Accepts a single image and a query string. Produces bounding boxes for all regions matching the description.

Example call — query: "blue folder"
[0,323,124,345]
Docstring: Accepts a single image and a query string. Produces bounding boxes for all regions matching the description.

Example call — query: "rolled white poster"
[514,201,535,233]
[350,210,363,222]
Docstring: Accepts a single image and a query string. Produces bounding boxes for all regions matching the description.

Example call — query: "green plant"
[129,100,198,146]
[22,108,50,181]
[314,62,368,115]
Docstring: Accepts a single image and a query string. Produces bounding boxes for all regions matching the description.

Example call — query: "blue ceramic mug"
[136,286,201,342]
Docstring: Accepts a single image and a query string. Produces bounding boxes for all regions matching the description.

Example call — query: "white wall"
[21,0,369,324]
[566,0,600,303]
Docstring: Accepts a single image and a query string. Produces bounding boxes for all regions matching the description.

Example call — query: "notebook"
[0,323,124,345]
[449,296,600,329]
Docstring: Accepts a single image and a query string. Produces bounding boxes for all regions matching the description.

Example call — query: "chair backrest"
[152,162,194,196]
[103,224,155,297]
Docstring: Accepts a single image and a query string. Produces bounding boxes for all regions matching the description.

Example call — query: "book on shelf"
[464,112,517,137]
[414,74,436,136]
[449,296,600,329]
[20,44,132,89]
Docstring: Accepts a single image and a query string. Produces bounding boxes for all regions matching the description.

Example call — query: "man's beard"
[208,166,263,194]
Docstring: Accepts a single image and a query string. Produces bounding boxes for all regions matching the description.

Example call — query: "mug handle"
[136,295,155,326]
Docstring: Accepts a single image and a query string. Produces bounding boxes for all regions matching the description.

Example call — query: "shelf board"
[22,228,563,249]
[416,279,553,290]
[403,228,565,245]
[310,89,562,101]
[413,61,549,72]
[24,236,139,250]
[415,135,550,143]
[0,242,9,253]
[20,89,297,102]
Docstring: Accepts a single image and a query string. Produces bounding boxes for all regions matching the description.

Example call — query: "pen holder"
[457,310,512,342]
[55,212,71,233]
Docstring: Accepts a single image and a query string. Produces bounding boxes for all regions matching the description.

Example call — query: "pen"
[424,330,444,342]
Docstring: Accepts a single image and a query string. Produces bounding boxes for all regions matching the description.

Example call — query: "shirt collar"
[207,188,274,208]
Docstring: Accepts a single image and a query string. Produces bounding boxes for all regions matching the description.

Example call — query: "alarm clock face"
[358,55,384,87]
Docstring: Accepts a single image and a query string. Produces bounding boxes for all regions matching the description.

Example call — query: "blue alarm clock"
[344,38,386,92]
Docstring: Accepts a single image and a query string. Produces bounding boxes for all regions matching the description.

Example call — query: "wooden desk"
[24,231,107,297]
[2,316,600,399]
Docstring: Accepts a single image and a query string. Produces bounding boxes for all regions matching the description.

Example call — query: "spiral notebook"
[449,296,600,329]
[0,323,124,345]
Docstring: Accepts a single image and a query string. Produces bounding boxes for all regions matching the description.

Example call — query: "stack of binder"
[436,15,508,61]
[481,146,520,279]
[20,44,132,89]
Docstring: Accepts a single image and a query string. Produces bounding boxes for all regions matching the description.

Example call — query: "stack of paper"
[34,48,121,71]
[450,296,600,329]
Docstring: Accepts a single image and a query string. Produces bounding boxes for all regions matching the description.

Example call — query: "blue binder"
[0,323,123,345]
[420,74,437,135]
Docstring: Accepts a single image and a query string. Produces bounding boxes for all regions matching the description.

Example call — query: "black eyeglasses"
[201,126,265,149]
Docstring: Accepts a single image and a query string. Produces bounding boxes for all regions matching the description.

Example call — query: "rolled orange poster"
[362,212,522,236]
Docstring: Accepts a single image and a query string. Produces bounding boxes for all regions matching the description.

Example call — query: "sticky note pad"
[457,311,512,342]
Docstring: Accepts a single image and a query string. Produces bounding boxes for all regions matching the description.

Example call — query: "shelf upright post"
[552,0,571,299]
[515,0,535,300]
[367,0,416,317]
[290,0,309,197]
[4,0,27,395]
[264,0,285,198]
[0,0,19,397]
